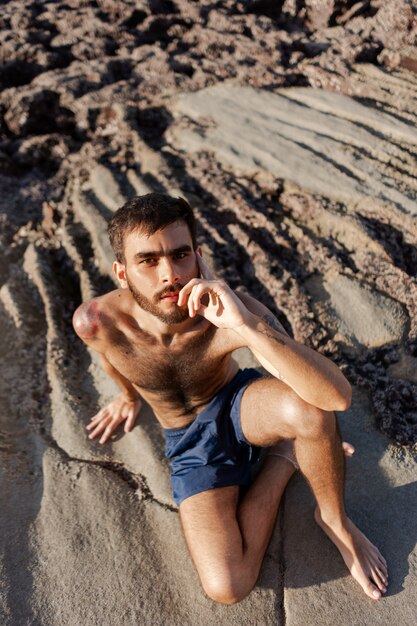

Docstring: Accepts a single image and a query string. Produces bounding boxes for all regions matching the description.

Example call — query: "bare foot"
[342,441,355,458]
[314,507,388,600]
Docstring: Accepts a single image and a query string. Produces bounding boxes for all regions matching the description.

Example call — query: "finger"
[87,417,107,431]
[187,284,199,317]
[188,285,196,317]
[124,409,137,433]
[89,410,102,422]
[197,252,215,280]
[178,279,201,307]
[89,406,110,421]
[191,283,209,317]
[87,410,109,429]
[190,283,210,316]
[88,416,112,439]
[89,408,106,422]
[99,422,117,445]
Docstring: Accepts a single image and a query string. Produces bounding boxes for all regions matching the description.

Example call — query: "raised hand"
[86,393,142,444]
[177,252,251,329]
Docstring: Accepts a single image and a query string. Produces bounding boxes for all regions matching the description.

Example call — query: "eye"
[141,258,157,265]
[174,252,188,260]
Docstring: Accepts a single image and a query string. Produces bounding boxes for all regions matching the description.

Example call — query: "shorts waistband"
[163,424,190,436]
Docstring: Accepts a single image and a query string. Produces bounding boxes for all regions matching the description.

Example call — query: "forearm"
[234,313,352,411]
[99,355,140,401]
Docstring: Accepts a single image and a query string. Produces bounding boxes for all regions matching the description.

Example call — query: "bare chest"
[105,323,233,414]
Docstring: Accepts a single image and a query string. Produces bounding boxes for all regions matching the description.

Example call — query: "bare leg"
[269,440,355,468]
[179,441,296,604]
[295,413,388,599]
[240,377,388,600]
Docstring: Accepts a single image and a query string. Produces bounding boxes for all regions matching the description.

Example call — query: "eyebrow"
[134,245,192,260]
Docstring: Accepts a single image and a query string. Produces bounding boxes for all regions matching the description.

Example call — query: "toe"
[376,554,388,575]
[379,554,388,570]
[366,580,382,600]
[375,565,388,586]
[371,568,387,593]
[355,568,382,600]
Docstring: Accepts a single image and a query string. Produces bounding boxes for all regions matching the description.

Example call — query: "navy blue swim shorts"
[164,368,264,506]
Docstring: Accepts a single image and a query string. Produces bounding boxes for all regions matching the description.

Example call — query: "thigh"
[179,486,243,589]
[240,376,309,446]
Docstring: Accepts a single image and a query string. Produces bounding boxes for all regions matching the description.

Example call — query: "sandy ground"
[1,1,416,624]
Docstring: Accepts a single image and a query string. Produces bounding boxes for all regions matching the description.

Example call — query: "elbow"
[317,381,352,413]
[334,382,352,412]
[334,397,351,412]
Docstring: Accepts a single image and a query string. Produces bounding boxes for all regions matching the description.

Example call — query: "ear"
[113,261,128,289]
[196,246,202,256]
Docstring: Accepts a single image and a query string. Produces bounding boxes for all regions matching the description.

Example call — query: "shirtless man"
[72,193,388,604]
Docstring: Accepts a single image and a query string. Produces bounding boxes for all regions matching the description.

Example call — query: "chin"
[127,278,190,324]
[157,306,190,324]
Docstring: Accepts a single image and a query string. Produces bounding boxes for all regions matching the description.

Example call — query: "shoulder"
[235,289,290,337]
[72,298,103,341]
[72,290,122,341]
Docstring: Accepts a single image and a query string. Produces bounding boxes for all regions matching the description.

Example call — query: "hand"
[86,393,142,444]
[177,253,251,329]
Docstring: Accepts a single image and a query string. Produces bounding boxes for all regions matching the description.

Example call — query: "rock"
[324,275,408,348]
[371,0,415,50]
[241,0,284,19]
[388,351,417,384]
[378,48,401,68]
[14,134,70,172]
[168,84,417,216]
[4,88,76,137]
[305,0,335,30]
[399,49,417,74]
[1,1,417,623]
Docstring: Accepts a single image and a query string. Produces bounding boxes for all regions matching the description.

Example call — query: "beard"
[126,277,190,324]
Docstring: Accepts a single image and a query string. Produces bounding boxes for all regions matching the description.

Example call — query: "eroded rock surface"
[1,1,416,624]
[168,84,417,214]
[321,274,408,349]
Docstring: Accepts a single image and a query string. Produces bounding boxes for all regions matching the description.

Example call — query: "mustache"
[157,283,184,300]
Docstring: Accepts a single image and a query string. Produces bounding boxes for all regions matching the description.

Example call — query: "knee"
[201,571,254,605]
[291,401,337,440]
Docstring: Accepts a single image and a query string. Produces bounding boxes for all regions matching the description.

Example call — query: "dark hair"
[107,193,197,263]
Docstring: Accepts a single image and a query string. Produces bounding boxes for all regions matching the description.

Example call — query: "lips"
[161,292,180,302]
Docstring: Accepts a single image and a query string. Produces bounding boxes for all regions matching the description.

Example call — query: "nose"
[160,257,179,284]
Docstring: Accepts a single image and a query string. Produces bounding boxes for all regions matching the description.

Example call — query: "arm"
[234,291,291,384]
[98,352,141,402]
[178,254,351,413]
[72,301,142,444]
[233,292,352,412]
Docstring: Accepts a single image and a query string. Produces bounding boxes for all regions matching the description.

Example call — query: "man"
[72,193,388,604]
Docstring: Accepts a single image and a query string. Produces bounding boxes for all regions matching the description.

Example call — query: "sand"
[1,1,416,624]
